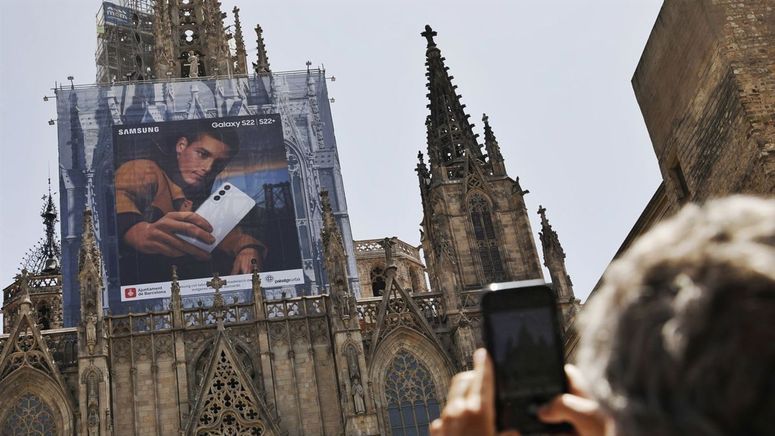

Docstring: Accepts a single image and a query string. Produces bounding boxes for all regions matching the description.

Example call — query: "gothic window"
[194,350,265,435]
[3,393,57,436]
[384,350,441,436]
[670,161,690,202]
[36,302,51,330]
[468,194,505,283]
[371,267,386,297]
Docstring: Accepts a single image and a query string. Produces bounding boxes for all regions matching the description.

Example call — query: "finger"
[430,418,444,436]
[157,218,216,245]
[468,349,485,401]
[475,349,494,410]
[538,393,604,435]
[180,212,214,233]
[155,232,211,260]
[165,211,213,232]
[446,371,476,405]
[232,258,251,275]
[564,364,589,397]
[171,240,212,260]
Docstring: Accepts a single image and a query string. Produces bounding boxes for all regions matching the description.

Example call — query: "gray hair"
[577,196,775,436]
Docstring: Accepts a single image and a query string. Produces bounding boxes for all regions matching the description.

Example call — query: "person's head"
[577,196,775,436]
[175,126,240,189]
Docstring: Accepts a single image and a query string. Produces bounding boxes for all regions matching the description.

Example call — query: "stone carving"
[85,313,97,355]
[352,376,366,415]
[187,51,199,78]
[193,349,266,434]
[86,370,100,436]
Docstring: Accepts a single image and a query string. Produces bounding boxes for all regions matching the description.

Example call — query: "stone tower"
[76,210,112,436]
[633,0,774,208]
[152,0,234,78]
[416,25,544,306]
[538,205,580,328]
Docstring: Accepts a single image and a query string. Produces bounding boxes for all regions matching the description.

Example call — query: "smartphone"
[481,280,572,434]
[176,182,256,253]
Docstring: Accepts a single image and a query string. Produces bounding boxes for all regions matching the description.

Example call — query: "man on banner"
[115,122,266,286]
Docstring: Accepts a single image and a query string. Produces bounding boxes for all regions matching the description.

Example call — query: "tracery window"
[468,194,505,283]
[194,350,265,435]
[3,393,57,436]
[385,350,440,436]
[371,267,386,297]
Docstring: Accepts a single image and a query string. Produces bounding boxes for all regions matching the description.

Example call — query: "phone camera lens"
[214,195,221,201]
[219,190,226,195]
[224,185,231,190]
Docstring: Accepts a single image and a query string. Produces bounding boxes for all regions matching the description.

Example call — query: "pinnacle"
[421,24,437,47]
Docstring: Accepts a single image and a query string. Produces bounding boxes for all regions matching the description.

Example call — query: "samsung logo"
[118,126,160,135]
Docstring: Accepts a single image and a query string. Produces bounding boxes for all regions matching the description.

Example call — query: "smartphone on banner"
[481,281,572,435]
[176,182,256,253]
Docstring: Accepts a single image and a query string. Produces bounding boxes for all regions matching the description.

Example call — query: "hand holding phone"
[123,211,214,260]
[176,182,256,253]
[431,350,606,436]
[481,281,572,434]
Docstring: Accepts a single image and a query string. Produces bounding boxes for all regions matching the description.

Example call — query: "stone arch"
[341,341,362,381]
[369,328,454,435]
[0,367,74,435]
[80,365,104,385]
[370,265,387,297]
[188,335,263,399]
[465,189,494,210]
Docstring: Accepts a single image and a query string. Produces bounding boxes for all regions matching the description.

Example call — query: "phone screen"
[482,285,570,434]
[490,307,564,398]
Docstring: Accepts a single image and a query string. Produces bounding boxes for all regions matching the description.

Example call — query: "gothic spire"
[422,24,484,178]
[78,210,102,282]
[320,191,356,318]
[19,181,61,274]
[41,178,60,273]
[320,191,345,264]
[538,205,576,302]
[482,114,506,176]
[152,0,175,78]
[253,24,271,74]
[538,206,565,259]
[170,265,183,327]
[232,6,248,74]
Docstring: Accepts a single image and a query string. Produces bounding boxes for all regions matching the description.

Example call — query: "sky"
[0,0,664,306]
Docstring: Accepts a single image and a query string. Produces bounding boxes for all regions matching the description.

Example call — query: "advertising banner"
[56,73,359,324]
[112,114,302,302]
[102,2,135,27]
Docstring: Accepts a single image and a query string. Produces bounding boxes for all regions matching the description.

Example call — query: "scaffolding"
[95,1,155,84]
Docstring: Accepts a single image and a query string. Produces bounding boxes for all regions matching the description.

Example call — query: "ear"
[176,137,189,153]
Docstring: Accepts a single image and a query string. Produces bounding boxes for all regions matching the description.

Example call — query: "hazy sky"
[0,0,664,304]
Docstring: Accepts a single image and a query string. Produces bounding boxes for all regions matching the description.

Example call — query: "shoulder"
[115,159,167,189]
[116,159,164,174]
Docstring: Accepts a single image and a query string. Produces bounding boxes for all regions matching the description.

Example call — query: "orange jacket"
[114,159,266,259]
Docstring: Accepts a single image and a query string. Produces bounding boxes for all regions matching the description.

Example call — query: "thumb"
[537,394,606,436]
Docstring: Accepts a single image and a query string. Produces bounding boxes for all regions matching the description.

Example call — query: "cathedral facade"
[0,1,580,435]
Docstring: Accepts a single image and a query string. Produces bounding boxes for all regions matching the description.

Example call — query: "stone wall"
[633,0,774,204]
